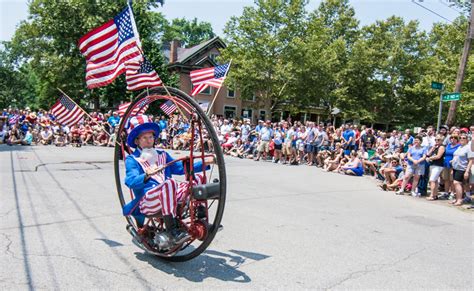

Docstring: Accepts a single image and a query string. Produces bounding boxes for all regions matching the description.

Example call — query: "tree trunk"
[93,95,100,111]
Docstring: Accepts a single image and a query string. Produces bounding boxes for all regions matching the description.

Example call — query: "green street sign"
[431,81,444,90]
[442,92,461,101]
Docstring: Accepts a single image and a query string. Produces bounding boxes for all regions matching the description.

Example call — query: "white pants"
[429,165,444,182]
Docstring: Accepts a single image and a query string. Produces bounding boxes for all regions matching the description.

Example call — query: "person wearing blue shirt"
[158,115,168,131]
[397,136,427,196]
[255,120,264,133]
[255,121,273,161]
[123,115,214,248]
[21,127,33,145]
[342,124,355,155]
[107,112,121,129]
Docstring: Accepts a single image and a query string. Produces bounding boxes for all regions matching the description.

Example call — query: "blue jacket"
[123,148,208,222]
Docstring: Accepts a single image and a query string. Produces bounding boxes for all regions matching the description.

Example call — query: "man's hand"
[145,165,164,177]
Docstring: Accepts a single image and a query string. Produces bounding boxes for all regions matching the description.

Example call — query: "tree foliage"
[162,18,215,48]
[220,0,473,126]
[0,0,214,110]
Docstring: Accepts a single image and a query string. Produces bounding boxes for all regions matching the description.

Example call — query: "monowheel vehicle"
[114,86,226,262]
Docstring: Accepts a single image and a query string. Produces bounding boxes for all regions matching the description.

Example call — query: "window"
[241,109,252,119]
[210,53,219,64]
[227,89,235,98]
[259,110,266,121]
[224,106,237,119]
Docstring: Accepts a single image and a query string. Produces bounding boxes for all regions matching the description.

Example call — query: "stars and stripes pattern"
[190,63,230,96]
[78,5,143,89]
[126,114,153,135]
[115,96,154,117]
[8,114,20,125]
[125,58,163,91]
[50,94,84,126]
[160,100,177,116]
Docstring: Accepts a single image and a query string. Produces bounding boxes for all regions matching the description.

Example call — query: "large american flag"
[79,5,143,89]
[51,94,85,126]
[160,100,177,116]
[125,58,163,91]
[190,63,230,96]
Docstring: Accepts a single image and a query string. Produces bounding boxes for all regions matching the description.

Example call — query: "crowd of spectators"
[2,107,473,207]
[1,108,119,147]
[211,117,474,208]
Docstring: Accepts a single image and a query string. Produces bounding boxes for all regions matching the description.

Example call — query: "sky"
[0,0,465,42]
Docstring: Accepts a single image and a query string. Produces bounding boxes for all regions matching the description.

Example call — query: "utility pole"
[446,0,474,126]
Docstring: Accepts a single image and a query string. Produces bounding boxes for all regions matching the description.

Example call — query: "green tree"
[298,0,359,116]
[5,0,212,111]
[425,17,473,125]
[221,0,308,113]
[162,18,215,48]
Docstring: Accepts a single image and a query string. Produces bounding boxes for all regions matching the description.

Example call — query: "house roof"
[166,36,226,67]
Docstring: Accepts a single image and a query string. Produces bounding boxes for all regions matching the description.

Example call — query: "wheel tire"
[114,86,226,262]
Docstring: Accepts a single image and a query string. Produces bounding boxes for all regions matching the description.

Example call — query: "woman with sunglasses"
[450,133,471,206]
[426,134,445,200]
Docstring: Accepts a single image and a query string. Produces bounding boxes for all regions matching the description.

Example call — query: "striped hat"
[126,115,160,148]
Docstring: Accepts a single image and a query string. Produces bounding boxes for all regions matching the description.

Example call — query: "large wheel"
[113,86,226,261]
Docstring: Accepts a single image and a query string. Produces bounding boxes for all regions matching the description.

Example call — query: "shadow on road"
[0,144,33,152]
[134,248,270,283]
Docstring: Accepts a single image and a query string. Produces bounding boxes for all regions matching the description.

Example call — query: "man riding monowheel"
[122,115,215,249]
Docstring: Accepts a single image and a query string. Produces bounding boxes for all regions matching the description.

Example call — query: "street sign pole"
[436,89,443,132]
[431,81,444,132]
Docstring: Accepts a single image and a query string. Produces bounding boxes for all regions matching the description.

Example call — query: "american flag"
[8,114,20,125]
[78,5,143,89]
[51,94,85,126]
[115,97,153,117]
[160,100,177,116]
[125,58,163,91]
[190,63,230,96]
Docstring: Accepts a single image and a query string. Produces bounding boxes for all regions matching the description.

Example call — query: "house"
[164,36,329,124]
[165,37,269,123]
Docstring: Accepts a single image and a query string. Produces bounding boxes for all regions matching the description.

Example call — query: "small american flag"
[190,63,229,96]
[8,114,20,125]
[115,97,152,117]
[51,94,85,126]
[160,100,177,116]
[125,58,163,91]
[79,5,142,89]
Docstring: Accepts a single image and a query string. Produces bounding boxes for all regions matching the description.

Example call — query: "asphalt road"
[1,145,472,290]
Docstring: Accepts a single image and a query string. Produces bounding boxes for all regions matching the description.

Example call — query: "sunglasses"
[460,137,467,140]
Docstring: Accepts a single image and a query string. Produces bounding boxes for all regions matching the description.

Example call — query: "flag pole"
[206,60,232,116]
[57,88,112,138]
[133,45,189,120]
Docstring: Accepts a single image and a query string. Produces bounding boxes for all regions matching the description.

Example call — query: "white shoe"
[395,190,404,195]
[411,191,420,197]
